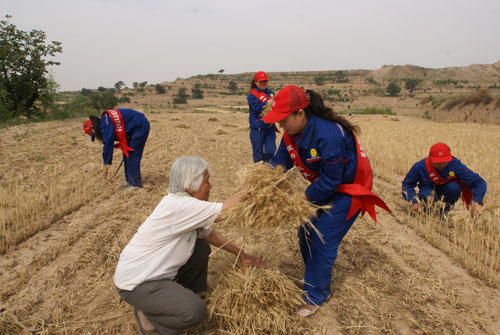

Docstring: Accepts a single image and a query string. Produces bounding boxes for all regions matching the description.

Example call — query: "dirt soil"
[0,113,499,335]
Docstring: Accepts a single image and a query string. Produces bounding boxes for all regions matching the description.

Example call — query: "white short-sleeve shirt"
[114,193,222,291]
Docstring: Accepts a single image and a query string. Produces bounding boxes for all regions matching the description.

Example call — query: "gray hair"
[168,156,209,195]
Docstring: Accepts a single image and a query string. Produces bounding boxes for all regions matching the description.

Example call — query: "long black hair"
[304,89,359,135]
[89,115,103,143]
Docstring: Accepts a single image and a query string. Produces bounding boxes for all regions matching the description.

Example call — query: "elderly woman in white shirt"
[114,156,266,335]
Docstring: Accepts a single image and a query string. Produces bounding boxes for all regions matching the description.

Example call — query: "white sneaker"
[118,182,129,188]
[126,186,140,192]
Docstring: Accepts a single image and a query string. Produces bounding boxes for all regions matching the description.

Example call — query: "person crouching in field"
[114,156,266,335]
[402,143,487,218]
[247,71,277,163]
[83,108,150,191]
[262,85,391,317]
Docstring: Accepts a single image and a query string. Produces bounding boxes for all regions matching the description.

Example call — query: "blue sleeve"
[100,114,115,165]
[402,163,420,204]
[269,139,293,170]
[454,161,487,203]
[247,94,267,115]
[304,135,345,204]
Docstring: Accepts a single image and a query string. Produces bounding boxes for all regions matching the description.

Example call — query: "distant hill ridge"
[181,61,500,85]
[370,60,500,82]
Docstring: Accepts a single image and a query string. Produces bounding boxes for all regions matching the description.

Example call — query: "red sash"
[283,130,391,222]
[102,109,135,158]
[250,88,271,103]
[283,132,319,182]
[424,157,474,209]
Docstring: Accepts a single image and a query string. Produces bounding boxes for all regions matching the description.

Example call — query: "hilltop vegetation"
[101,60,500,124]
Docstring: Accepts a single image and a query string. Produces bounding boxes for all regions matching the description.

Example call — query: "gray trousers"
[118,238,211,335]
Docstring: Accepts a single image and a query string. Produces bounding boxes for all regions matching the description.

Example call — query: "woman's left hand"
[239,252,267,274]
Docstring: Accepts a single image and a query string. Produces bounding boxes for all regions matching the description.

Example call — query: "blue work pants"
[249,127,276,163]
[124,119,150,187]
[299,193,359,306]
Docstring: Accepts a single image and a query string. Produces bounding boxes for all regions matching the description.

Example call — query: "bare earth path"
[0,113,498,334]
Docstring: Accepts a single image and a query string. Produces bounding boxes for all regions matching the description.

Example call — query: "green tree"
[89,90,119,111]
[80,88,93,96]
[0,15,62,120]
[386,82,401,96]
[404,78,422,96]
[173,87,188,104]
[191,83,203,99]
[114,80,125,92]
[37,74,59,115]
[335,71,349,83]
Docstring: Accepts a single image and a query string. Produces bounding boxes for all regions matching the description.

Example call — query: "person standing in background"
[247,71,276,163]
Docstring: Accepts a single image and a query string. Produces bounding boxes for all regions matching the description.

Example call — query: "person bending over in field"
[114,156,266,335]
[402,143,487,218]
[262,85,391,317]
[83,108,149,191]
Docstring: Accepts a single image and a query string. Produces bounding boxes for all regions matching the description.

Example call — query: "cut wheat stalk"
[217,164,329,239]
[207,266,311,335]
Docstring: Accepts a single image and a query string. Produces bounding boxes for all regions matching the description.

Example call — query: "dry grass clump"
[405,197,500,285]
[207,267,310,335]
[445,89,494,110]
[218,164,328,233]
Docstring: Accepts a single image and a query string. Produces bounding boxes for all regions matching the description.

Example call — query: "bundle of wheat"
[259,98,273,118]
[218,164,329,234]
[207,267,311,335]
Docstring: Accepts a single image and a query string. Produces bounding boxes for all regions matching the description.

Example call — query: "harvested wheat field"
[0,111,499,334]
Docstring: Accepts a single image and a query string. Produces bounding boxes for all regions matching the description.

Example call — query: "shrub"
[444,89,493,110]
[192,83,204,99]
[367,77,378,85]
[404,78,422,95]
[386,82,401,97]
[155,84,166,94]
[314,75,326,85]
[173,87,188,104]
[228,80,238,92]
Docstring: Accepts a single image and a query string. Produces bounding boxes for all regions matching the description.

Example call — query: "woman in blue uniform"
[402,142,486,217]
[247,71,276,162]
[83,108,150,190]
[262,85,390,317]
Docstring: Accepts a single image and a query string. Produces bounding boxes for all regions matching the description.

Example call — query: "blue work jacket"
[100,109,147,165]
[270,114,358,205]
[402,157,487,204]
[247,88,275,129]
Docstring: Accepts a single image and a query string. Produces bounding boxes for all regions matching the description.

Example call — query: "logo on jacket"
[449,171,455,177]
[310,148,317,157]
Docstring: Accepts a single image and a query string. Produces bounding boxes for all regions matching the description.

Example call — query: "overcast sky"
[3,0,500,91]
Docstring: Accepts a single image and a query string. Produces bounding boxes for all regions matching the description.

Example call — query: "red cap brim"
[430,155,452,163]
[262,110,291,123]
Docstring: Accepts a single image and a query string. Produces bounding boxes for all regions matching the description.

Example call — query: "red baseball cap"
[83,120,95,141]
[262,85,309,123]
[429,143,452,163]
[254,71,269,82]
